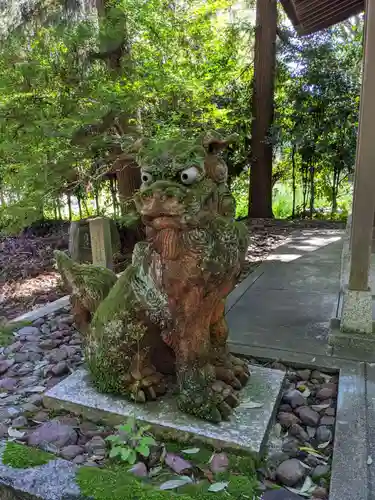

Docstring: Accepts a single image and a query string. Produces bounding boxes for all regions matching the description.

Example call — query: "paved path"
[227,228,344,365]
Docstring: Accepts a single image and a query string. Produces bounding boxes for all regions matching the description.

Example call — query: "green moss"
[181,475,258,499]
[164,441,213,468]
[77,466,258,500]
[77,466,189,500]
[3,442,55,468]
[0,320,32,347]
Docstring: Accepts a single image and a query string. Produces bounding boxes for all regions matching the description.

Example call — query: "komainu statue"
[55,134,250,423]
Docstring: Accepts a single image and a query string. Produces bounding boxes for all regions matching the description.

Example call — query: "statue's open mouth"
[142,214,181,230]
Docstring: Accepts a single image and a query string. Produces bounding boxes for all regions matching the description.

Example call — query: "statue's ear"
[203,133,239,154]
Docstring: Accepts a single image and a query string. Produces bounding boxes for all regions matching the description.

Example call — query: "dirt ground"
[0,218,345,321]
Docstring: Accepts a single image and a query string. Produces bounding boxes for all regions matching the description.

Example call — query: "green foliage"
[3,442,54,468]
[0,0,251,232]
[0,3,363,226]
[274,14,362,218]
[106,417,156,465]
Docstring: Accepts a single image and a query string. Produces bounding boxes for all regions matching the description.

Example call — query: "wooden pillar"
[348,0,375,291]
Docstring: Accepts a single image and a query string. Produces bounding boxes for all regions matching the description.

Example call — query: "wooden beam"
[349,0,375,291]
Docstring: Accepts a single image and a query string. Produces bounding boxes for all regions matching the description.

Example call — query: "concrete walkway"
[227,228,346,367]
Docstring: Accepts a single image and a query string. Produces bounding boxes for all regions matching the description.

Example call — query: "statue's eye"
[180,166,199,185]
[141,171,153,185]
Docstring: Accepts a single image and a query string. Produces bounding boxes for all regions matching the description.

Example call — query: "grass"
[0,320,31,347]
[3,442,54,469]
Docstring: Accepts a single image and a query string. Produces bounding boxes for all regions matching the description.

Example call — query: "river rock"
[289,423,309,442]
[316,426,332,444]
[283,389,306,408]
[296,369,311,381]
[61,444,84,460]
[33,411,50,422]
[0,377,17,391]
[84,436,106,454]
[129,462,148,477]
[279,404,293,413]
[312,486,329,499]
[12,416,28,428]
[32,318,45,328]
[276,459,307,486]
[28,421,78,449]
[295,406,320,427]
[320,416,335,427]
[278,412,300,428]
[0,360,15,375]
[312,464,330,481]
[0,423,8,437]
[316,384,337,400]
[281,437,300,457]
[51,361,69,376]
[17,326,40,336]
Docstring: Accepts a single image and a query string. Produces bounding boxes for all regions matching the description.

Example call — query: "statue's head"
[134,134,235,232]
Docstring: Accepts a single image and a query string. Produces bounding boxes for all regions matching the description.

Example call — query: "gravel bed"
[250,360,337,500]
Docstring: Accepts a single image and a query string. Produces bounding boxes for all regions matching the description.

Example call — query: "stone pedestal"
[341,289,373,334]
[43,366,285,456]
[88,217,113,269]
[329,288,375,353]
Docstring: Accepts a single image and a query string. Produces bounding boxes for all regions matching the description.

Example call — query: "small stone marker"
[68,220,92,263]
[89,217,114,269]
[69,218,120,267]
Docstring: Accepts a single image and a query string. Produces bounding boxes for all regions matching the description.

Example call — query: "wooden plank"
[280,0,364,35]
[349,0,375,291]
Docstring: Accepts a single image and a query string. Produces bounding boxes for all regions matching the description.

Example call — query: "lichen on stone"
[54,132,250,420]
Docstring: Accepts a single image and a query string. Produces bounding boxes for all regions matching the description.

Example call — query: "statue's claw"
[177,364,241,423]
[214,355,250,389]
[129,364,167,403]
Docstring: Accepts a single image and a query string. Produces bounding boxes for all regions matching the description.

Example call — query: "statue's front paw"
[178,379,240,423]
[129,368,167,403]
[215,355,250,390]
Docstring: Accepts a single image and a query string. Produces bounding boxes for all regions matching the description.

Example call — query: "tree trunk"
[309,164,315,219]
[67,194,72,221]
[116,162,141,215]
[57,199,62,219]
[331,167,339,217]
[77,196,83,219]
[291,144,296,218]
[248,0,277,219]
[109,178,118,216]
[95,188,100,215]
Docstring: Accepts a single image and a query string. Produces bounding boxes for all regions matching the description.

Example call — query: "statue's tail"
[54,250,118,330]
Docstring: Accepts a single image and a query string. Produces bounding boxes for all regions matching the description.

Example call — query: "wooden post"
[89,217,113,270]
[248,0,277,218]
[348,0,375,291]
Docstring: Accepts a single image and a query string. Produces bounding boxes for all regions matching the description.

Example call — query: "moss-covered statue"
[55,134,250,423]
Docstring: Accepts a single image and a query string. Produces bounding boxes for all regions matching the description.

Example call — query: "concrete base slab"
[329,363,369,500]
[44,366,285,456]
[329,328,375,358]
[340,289,373,334]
